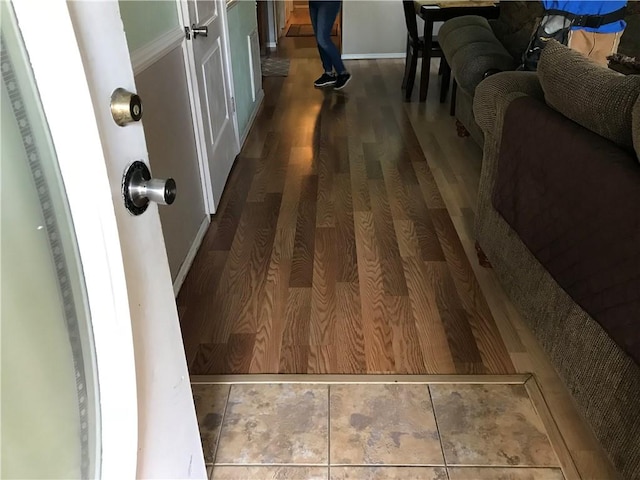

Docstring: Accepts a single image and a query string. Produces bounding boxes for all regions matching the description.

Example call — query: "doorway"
[284,1,342,52]
[256,0,343,56]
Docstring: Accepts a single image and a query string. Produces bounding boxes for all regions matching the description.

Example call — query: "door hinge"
[231,97,236,113]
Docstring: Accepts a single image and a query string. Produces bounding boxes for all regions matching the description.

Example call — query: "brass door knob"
[111,88,143,126]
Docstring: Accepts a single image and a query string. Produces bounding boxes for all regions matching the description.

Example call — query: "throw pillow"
[537,40,640,149]
[608,53,640,75]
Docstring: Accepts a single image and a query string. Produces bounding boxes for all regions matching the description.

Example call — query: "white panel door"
[10,1,206,478]
[186,0,239,212]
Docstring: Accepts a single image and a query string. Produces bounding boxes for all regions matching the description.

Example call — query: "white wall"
[342,0,441,59]
[342,0,407,58]
[134,46,207,285]
[119,1,179,51]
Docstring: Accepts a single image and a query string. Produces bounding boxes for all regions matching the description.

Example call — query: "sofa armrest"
[438,16,517,94]
[473,71,543,138]
[451,44,517,94]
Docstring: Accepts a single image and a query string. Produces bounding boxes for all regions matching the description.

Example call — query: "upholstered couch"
[439,1,640,146]
[473,40,640,479]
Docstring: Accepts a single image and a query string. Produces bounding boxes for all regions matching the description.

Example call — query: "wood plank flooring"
[177,55,514,375]
[181,39,618,478]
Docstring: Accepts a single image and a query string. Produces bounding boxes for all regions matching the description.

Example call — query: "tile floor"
[193,378,570,480]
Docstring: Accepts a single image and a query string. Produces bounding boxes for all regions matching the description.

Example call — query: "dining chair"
[401,0,424,100]
[401,0,446,102]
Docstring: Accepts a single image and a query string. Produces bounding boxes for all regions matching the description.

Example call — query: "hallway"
[177,54,512,375]
[178,29,617,479]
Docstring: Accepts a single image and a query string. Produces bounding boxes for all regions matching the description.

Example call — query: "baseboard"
[131,27,184,75]
[342,53,405,60]
[173,215,210,297]
[267,42,277,48]
[240,89,265,148]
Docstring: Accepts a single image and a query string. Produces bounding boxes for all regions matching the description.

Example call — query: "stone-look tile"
[215,384,328,464]
[448,467,565,479]
[430,384,558,466]
[331,466,447,479]
[211,466,328,479]
[193,384,231,464]
[329,384,443,465]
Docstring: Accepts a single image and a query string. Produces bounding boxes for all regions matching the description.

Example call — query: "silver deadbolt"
[122,161,176,216]
[184,24,208,40]
[191,24,208,38]
[111,88,143,126]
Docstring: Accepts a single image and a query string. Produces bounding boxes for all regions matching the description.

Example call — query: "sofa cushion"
[441,24,501,59]
[438,15,492,45]
[493,95,640,365]
[538,40,640,150]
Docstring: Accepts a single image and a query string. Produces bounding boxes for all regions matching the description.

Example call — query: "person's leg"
[315,1,346,74]
[591,31,622,66]
[309,1,334,74]
[568,29,622,67]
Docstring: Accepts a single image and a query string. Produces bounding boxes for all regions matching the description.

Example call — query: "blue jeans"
[309,1,345,74]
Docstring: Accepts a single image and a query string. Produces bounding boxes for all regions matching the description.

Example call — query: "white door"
[8,1,206,478]
[184,0,239,212]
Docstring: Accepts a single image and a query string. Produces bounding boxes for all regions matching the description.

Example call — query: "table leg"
[419,17,433,102]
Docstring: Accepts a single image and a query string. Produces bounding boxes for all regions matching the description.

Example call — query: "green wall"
[227,1,259,139]
[119,1,179,52]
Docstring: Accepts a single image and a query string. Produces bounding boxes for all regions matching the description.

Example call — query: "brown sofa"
[473,41,640,479]
[440,1,640,147]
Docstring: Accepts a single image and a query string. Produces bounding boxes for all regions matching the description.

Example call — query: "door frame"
[11,1,138,477]
[177,0,240,214]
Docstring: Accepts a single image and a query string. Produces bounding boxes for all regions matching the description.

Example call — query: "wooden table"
[414,0,500,102]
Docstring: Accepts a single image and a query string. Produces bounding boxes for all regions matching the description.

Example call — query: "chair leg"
[439,58,451,104]
[450,79,457,117]
[405,49,419,100]
[419,19,434,102]
[402,37,411,89]
[419,49,430,102]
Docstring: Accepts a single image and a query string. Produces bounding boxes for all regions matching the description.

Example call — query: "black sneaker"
[314,73,336,88]
[333,72,351,91]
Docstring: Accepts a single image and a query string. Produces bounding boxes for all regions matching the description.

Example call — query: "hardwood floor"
[178,56,514,376]
[180,36,618,479]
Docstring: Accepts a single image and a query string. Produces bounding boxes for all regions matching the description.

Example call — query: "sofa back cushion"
[537,40,640,150]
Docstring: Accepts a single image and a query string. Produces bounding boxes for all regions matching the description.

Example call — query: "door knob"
[111,88,143,126]
[191,24,208,38]
[123,161,176,216]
